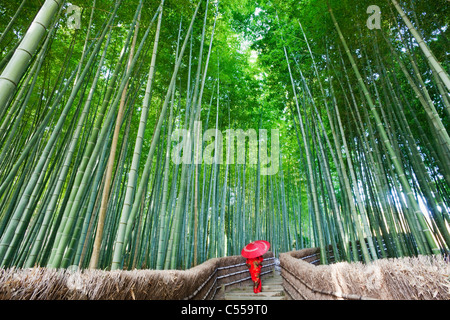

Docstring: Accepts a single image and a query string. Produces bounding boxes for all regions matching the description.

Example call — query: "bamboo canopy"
[0,0,448,273]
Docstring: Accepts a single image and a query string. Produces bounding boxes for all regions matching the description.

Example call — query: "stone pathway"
[223,271,287,300]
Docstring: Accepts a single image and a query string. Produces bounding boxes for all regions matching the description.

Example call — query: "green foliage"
[0,0,449,270]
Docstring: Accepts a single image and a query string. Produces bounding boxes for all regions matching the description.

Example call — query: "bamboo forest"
[0,0,449,275]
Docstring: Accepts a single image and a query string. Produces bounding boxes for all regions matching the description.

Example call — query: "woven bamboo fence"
[0,252,275,300]
[280,247,450,300]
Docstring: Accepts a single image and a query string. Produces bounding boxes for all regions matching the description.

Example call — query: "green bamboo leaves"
[0,0,448,272]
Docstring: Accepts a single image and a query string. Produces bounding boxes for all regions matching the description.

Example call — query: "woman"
[246,255,263,293]
[241,240,270,294]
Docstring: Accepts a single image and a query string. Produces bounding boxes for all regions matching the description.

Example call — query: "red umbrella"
[241,240,270,258]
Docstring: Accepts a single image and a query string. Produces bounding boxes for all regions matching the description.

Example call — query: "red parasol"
[241,240,270,258]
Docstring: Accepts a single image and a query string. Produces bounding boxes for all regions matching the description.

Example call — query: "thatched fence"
[280,247,450,300]
[3,247,448,300]
[0,252,275,300]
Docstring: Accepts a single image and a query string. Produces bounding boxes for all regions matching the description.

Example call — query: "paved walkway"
[222,271,287,300]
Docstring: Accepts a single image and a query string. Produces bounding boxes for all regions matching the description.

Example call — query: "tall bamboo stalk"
[390,0,450,91]
[0,0,64,111]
